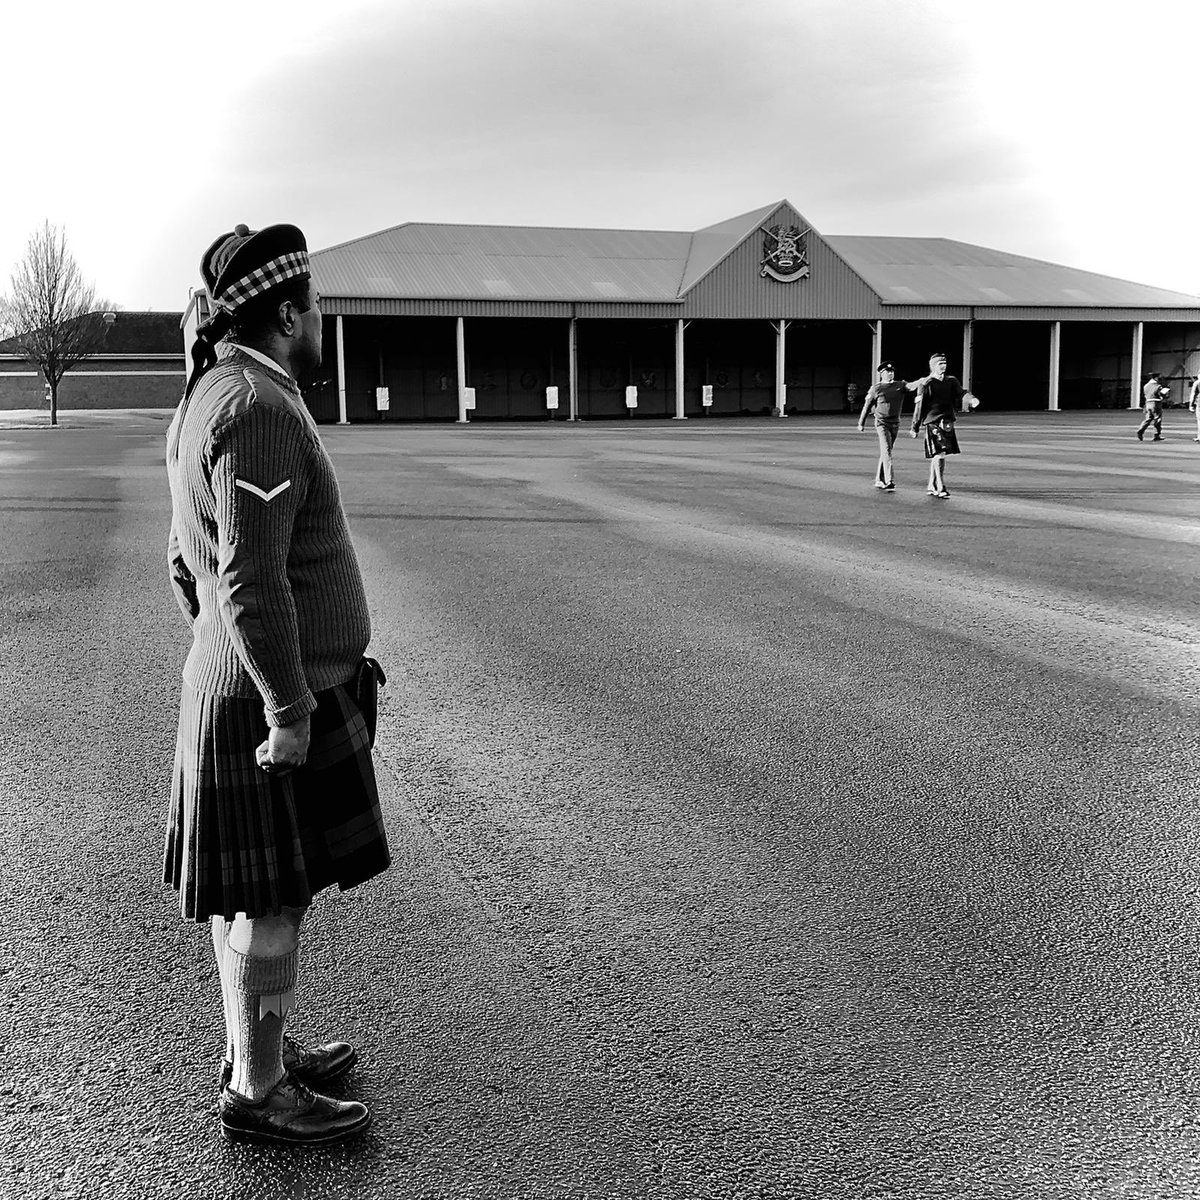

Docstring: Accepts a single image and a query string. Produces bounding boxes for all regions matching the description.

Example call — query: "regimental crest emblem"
[760,224,810,283]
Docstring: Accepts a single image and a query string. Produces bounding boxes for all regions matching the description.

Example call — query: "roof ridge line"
[675,231,697,296]
[317,220,416,255]
[314,220,695,250]
[677,200,785,297]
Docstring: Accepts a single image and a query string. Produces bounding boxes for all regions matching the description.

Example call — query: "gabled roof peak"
[677,199,808,296]
[692,199,787,236]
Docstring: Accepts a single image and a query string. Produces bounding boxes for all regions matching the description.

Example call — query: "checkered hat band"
[215,251,311,311]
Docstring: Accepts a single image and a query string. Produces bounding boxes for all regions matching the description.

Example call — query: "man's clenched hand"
[256,715,311,775]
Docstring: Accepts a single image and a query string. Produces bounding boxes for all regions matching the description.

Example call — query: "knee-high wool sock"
[225,946,298,1101]
[210,917,234,1061]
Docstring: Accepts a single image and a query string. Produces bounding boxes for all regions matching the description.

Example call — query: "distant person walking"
[909,351,980,498]
[164,223,390,1147]
[1137,372,1169,441]
[1189,375,1200,442]
[857,361,921,490]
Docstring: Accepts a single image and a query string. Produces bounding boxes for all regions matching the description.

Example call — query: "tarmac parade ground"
[1,408,1199,1200]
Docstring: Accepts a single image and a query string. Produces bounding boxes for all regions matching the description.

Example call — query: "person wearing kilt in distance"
[909,351,981,499]
[164,223,391,1147]
[857,361,922,490]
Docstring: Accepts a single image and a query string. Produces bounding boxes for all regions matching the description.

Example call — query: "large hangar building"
[196,197,1200,424]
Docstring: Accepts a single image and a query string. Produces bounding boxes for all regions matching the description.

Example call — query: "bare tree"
[0,221,111,426]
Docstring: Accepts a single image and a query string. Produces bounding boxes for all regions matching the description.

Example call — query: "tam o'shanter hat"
[876,361,895,372]
[201,223,310,314]
[183,222,312,400]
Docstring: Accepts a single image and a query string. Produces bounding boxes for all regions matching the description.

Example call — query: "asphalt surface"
[1,408,1199,1200]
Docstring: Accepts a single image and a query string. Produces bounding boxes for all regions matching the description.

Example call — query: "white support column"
[1048,321,1061,411]
[871,320,883,376]
[1130,321,1144,409]
[336,315,348,425]
[673,319,686,420]
[568,318,579,422]
[456,316,468,423]
[961,319,974,392]
[774,320,789,417]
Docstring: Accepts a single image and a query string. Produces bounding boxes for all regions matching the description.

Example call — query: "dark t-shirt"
[864,380,908,422]
[915,375,965,427]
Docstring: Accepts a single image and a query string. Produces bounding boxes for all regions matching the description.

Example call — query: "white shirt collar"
[230,343,292,380]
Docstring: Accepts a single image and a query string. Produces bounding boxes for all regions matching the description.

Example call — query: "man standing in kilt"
[909,351,980,498]
[164,223,390,1146]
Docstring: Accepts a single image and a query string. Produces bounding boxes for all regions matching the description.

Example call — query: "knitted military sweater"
[911,375,966,430]
[166,344,371,727]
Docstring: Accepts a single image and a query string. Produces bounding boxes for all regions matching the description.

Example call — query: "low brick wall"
[0,359,184,410]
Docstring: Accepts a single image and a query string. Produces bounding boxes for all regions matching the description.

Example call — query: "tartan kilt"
[923,419,961,459]
[164,679,391,922]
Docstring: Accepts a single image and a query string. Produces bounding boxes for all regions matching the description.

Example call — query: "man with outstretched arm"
[857,361,922,490]
[909,351,980,498]
[164,223,390,1147]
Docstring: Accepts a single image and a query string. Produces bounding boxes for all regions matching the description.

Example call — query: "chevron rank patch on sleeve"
[234,478,293,503]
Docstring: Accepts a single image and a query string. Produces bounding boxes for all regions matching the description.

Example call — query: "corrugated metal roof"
[313,222,693,303]
[826,236,1200,308]
[310,211,1200,311]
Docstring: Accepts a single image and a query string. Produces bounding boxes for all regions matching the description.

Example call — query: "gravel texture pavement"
[1,409,1198,1200]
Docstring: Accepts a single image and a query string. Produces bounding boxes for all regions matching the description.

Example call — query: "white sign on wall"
[701,385,714,407]
[375,387,390,411]
[625,386,638,409]
[546,386,559,410]
[463,387,476,411]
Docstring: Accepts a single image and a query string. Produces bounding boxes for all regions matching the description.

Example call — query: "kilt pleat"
[923,420,961,459]
[164,680,391,922]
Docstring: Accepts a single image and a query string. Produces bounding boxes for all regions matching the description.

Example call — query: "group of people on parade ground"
[160,215,1198,1153]
[858,355,1200,492]
[857,352,980,498]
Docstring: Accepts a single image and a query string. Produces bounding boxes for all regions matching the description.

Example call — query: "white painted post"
[456,317,468,423]
[674,319,686,420]
[336,315,348,425]
[568,318,579,422]
[774,320,789,417]
[1130,322,1144,409]
[872,320,883,377]
[1048,321,1061,411]
[961,319,974,392]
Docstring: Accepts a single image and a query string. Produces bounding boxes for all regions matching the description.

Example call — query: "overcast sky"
[3,0,1197,310]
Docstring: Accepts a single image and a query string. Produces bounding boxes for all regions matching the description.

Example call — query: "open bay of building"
[2,410,1198,1200]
